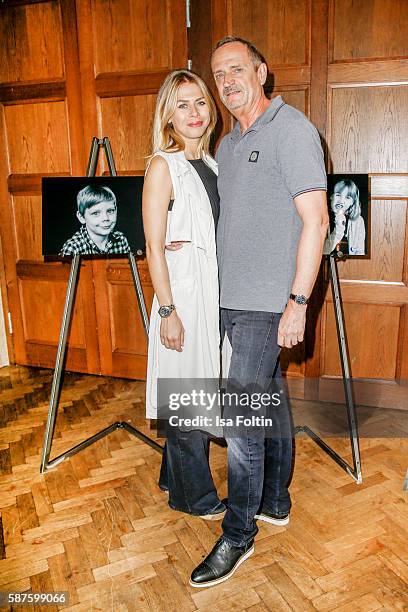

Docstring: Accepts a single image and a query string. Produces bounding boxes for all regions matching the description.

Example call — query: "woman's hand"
[160,311,185,351]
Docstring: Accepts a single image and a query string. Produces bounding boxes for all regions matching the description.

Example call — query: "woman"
[324,179,365,255]
[142,70,225,519]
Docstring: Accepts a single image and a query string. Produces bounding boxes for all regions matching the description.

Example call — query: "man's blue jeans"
[220,308,293,547]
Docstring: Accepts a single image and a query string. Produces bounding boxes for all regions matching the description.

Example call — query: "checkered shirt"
[59,225,130,256]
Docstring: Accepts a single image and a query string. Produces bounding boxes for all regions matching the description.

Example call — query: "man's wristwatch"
[158,304,176,318]
[289,293,309,306]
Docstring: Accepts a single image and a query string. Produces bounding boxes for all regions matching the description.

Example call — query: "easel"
[295,252,362,483]
[40,137,162,473]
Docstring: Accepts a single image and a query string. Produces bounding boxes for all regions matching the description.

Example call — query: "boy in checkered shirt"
[60,184,130,255]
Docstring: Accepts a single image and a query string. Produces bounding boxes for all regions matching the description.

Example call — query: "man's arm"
[278,190,329,349]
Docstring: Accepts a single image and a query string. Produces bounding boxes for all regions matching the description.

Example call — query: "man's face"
[211,42,265,114]
[77,200,117,237]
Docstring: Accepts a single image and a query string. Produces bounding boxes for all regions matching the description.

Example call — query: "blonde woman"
[142,70,225,519]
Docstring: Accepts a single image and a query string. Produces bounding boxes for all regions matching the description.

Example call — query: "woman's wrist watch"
[158,304,176,318]
[289,294,309,306]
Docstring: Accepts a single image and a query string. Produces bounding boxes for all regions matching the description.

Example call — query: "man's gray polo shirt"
[216,95,327,313]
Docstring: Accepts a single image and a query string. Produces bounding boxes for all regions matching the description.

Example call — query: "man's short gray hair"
[213,36,266,68]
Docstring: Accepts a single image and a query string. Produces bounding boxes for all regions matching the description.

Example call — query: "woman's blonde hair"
[150,69,217,158]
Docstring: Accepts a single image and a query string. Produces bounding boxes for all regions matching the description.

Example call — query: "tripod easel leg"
[295,255,363,484]
[128,252,149,339]
[40,254,81,473]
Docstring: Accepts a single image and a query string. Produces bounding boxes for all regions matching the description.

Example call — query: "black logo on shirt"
[249,151,259,163]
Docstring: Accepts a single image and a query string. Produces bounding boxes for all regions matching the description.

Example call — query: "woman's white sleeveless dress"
[145,151,221,419]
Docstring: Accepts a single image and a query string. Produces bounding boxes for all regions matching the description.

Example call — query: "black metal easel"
[40,137,162,473]
[295,253,362,483]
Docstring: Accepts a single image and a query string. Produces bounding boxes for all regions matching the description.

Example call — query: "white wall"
[0,290,9,367]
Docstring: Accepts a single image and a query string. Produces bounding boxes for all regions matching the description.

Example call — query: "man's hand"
[278,300,307,348]
[165,241,187,251]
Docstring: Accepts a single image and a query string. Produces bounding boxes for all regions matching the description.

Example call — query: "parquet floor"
[0,365,407,611]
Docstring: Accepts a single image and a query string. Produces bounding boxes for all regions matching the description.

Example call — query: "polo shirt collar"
[230,95,285,141]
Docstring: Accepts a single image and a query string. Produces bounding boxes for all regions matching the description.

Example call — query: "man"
[189,37,329,588]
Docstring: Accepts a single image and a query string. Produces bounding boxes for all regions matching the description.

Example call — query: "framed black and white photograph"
[323,174,370,258]
[42,176,145,257]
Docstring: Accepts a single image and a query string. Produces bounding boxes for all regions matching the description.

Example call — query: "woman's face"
[169,82,210,144]
[331,187,353,214]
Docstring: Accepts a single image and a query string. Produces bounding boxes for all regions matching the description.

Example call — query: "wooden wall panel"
[339,200,407,282]
[331,0,408,62]
[231,0,310,66]
[92,0,171,73]
[108,281,150,355]
[329,86,408,173]
[271,88,309,116]
[322,302,400,380]
[4,102,71,174]
[100,94,156,172]
[11,196,42,262]
[0,0,98,375]
[205,0,408,407]
[93,261,154,378]
[0,1,64,83]
[0,0,187,379]
[19,279,85,347]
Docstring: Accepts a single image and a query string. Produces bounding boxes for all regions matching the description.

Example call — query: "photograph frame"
[42,176,145,259]
[323,173,371,260]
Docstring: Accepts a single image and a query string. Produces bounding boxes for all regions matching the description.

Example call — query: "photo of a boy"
[59,184,130,255]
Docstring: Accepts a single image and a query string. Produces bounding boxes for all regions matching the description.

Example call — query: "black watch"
[289,293,309,306]
[158,304,176,318]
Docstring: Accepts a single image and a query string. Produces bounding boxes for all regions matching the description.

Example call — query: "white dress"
[145,151,221,419]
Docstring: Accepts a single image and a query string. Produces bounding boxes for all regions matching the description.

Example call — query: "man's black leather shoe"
[189,537,254,588]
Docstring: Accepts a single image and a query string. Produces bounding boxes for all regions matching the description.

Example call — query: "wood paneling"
[271,88,308,116]
[328,59,408,85]
[0,0,187,379]
[92,0,171,74]
[231,0,310,66]
[109,283,146,353]
[339,200,407,283]
[19,279,85,348]
[0,1,64,83]
[330,0,408,62]
[93,261,154,378]
[4,101,71,174]
[100,95,156,173]
[11,196,42,262]
[206,0,408,406]
[329,86,408,173]
[322,302,400,379]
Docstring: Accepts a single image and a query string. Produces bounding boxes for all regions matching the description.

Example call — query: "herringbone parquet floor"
[0,365,407,611]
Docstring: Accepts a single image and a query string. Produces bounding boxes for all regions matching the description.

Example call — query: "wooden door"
[320,0,408,409]
[0,0,99,374]
[191,0,408,408]
[0,0,187,379]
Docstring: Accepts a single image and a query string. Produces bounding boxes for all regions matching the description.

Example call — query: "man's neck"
[235,95,271,133]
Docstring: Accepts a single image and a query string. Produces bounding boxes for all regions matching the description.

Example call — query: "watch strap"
[289,293,309,305]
